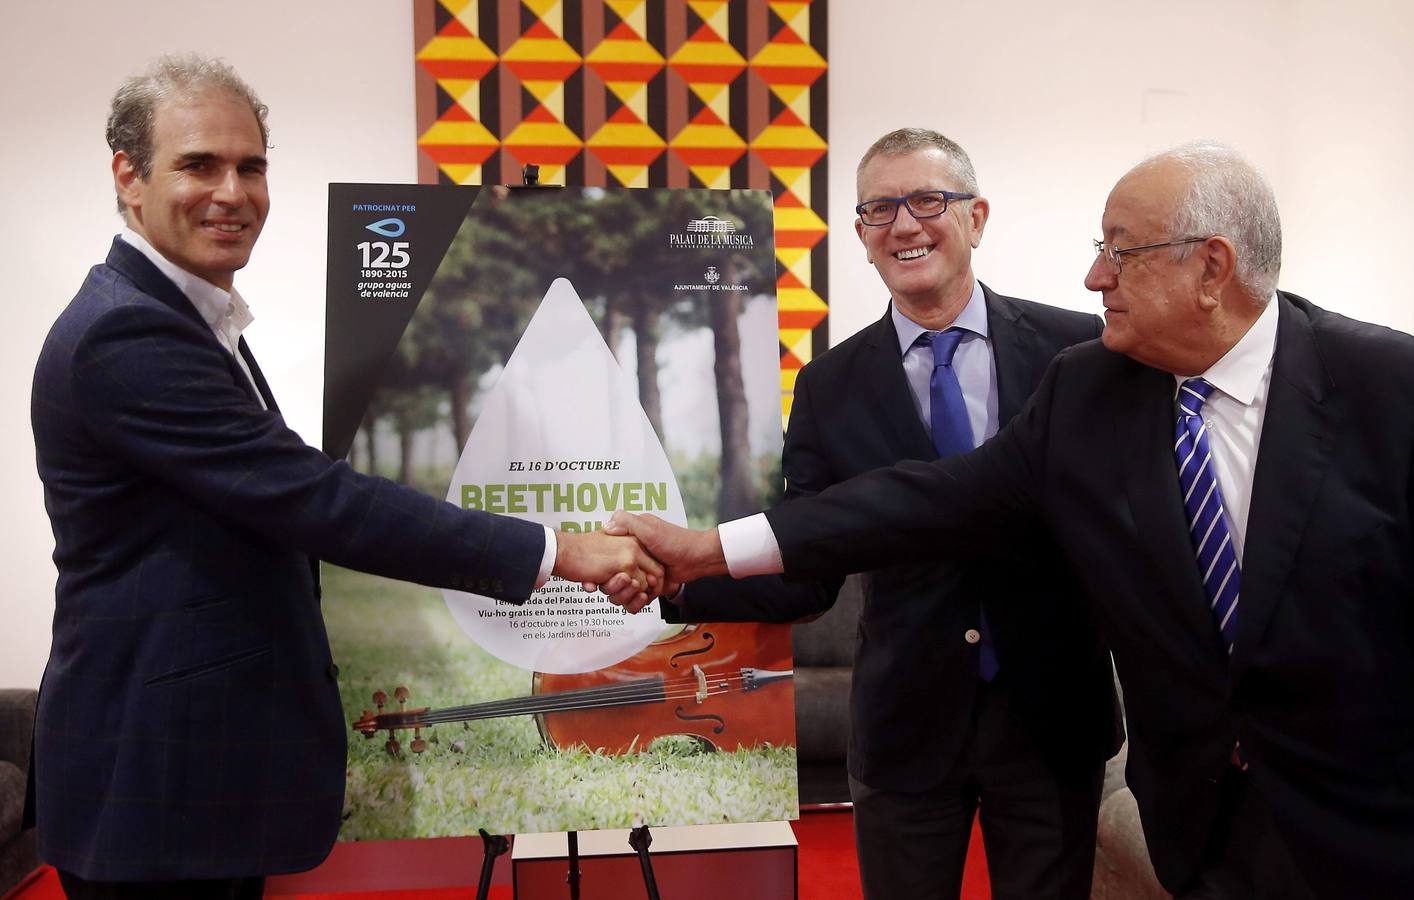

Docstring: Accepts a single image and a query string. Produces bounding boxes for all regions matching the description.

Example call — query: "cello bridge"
[692,664,709,704]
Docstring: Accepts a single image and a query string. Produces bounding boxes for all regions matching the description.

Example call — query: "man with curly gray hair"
[105,54,270,213]
[28,54,660,899]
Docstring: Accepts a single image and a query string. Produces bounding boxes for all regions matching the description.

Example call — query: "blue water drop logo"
[365,217,406,238]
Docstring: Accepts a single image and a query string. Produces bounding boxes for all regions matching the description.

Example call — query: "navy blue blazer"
[28,238,545,880]
[765,293,1414,899]
[668,286,1121,788]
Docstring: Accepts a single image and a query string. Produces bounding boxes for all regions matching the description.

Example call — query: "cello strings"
[417,686,742,726]
[428,670,743,715]
[381,669,776,726]
[422,672,748,721]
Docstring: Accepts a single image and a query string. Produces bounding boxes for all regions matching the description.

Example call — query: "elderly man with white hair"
[609,143,1414,900]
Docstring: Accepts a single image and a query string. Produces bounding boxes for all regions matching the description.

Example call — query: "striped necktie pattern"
[1175,378,1240,654]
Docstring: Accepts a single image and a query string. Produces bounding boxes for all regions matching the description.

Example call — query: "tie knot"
[928,328,966,367]
[1178,378,1214,417]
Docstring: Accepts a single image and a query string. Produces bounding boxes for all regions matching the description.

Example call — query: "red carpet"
[1,871,509,900]
[4,811,989,900]
[795,809,990,900]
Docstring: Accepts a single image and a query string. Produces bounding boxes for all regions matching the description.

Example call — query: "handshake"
[549,511,729,612]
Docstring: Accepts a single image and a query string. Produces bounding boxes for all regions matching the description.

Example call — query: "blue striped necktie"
[1175,378,1240,654]
[928,329,999,681]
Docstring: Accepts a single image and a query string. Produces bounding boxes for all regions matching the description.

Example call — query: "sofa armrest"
[1101,741,1128,804]
[0,690,37,771]
[1091,785,1169,900]
[0,760,25,841]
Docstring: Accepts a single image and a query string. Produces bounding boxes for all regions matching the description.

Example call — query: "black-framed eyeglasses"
[1092,236,1210,273]
[856,190,975,227]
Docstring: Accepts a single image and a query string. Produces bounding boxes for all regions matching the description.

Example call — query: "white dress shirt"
[721,280,1000,577]
[116,229,559,585]
[120,228,265,408]
[895,279,999,447]
[1172,295,1279,563]
[721,294,1281,578]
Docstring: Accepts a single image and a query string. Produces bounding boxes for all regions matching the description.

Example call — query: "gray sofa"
[789,576,860,806]
[0,688,39,896]
[1093,741,1169,899]
[1093,674,1167,898]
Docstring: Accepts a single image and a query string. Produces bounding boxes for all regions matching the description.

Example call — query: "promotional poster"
[322,183,795,839]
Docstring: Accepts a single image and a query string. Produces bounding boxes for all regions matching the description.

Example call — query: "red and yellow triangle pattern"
[414,0,828,420]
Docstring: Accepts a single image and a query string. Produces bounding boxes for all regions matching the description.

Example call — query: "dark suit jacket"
[765,292,1414,899]
[671,286,1121,790]
[28,239,545,881]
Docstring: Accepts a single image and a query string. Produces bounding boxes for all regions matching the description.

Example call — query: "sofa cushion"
[791,575,861,668]
[793,667,851,762]
[0,689,37,770]
[0,760,24,840]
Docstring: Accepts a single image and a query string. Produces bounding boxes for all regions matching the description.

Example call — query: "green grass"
[324,566,798,839]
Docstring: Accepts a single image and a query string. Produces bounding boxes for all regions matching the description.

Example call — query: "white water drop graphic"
[443,278,686,673]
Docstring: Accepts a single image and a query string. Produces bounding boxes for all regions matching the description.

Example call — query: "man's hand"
[602,511,728,611]
[553,530,664,609]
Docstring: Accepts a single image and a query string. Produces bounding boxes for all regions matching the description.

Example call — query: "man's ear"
[1197,235,1237,309]
[113,152,144,214]
[855,216,872,264]
[966,196,990,248]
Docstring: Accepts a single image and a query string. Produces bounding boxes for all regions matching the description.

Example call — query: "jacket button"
[327,663,340,680]
[964,629,981,644]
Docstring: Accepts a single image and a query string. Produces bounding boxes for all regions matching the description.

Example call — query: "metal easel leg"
[566,830,582,900]
[628,825,662,900]
[476,828,510,900]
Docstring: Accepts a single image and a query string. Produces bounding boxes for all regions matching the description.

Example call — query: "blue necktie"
[928,329,999,681]
[1175,378,1240,654]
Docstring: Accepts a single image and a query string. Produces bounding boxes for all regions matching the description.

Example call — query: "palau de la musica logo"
[668,214,756,292]
[668,215,756,249]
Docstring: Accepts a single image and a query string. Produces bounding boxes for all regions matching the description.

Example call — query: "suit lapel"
[107,238,207,329]
[869,285,1060,457]
[871,286,1061,458]
[1231,295,1335,680]
[1117,360,1221,649]
[859,308,938,459]
[106,238,271,408]
[984,285,1045,422]
[238,337,281,412]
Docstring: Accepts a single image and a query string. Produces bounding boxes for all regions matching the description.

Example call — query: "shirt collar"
[892,278,989,357]
[119,228,255,340]
[1174,293,1279,405]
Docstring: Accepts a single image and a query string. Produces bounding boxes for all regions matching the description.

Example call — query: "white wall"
[3,0,1412,686]
[0,2,417,685]
[828,0,1414,338]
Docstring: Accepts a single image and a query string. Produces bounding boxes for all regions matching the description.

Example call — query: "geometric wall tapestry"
[412,0,828,419]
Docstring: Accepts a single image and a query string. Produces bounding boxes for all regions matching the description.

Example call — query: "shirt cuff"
[718,514,784,578]
[661,584,686,607]
[535,526,556,589]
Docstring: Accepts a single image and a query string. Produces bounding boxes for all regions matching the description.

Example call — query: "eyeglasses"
[856,190,975,227]
[1092,236,1210,273]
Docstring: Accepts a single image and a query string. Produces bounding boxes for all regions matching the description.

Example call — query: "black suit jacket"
[672,285,1121,790]
[28,239,545,880]
[766,292,1414,899]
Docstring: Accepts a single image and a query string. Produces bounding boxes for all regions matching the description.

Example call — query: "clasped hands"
[550,511,728,612]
